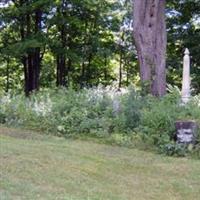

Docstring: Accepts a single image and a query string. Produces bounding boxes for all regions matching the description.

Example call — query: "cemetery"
[0,0,200,199]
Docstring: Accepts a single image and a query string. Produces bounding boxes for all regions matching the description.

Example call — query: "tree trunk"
[119,32,125,89]
[119,51,123,89]
[56,54,66,87]
[33,9,42,91]
[19,0,42,96]
[56,4,68,87]
[6,57,10,93]
[104,53,108,84]
[133,0,167,96]
[24,9,42,95]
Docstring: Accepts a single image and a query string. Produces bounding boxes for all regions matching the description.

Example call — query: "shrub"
[0,86,199,157]
[138,95,179,147]
[121,88,143,130]
[137,88,200,156]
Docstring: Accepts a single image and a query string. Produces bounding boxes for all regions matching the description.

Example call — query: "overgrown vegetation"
[0,86,199,157]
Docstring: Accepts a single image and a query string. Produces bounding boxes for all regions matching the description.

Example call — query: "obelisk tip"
[184,48,190,55]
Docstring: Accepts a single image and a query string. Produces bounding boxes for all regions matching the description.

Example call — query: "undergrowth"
[0,86,199,158]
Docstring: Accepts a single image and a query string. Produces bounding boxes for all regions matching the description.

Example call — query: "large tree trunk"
[19,0,42,96]
[133,0,167,96]
[23,10,42,96]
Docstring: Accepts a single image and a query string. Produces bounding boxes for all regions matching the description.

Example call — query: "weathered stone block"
[175,120,198,144]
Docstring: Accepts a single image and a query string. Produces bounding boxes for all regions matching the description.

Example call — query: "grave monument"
[175,48,198,144]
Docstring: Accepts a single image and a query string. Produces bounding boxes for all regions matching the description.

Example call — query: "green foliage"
[166,0,200,93]
[139,95,180,147]
[120,87,143,130]
[0,0,199,159]
[161,143,189,157]
[0,87,200,157]
[137,89,200,157]
[0,0,199,93]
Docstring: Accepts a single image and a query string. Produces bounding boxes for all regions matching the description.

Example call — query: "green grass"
[0,126,200,200]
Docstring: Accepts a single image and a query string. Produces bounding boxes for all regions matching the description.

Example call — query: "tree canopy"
[0,0,199,94]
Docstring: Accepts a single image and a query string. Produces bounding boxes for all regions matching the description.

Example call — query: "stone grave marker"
[181,48,191,104]
[175,48,199,144]
[175,120,198,144]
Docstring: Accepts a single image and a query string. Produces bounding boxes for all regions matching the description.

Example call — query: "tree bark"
[33,9,42,91]
[6,57,10,93]
[56,54,66,87]
[56,4,68,87]
[119,32,125,89]
[18,0,42,96]
[133,0,167,96]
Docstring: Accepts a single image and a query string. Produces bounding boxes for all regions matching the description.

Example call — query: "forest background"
[0,0,199,94]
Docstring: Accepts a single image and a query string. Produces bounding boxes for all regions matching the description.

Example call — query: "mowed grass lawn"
[0,126,200,200]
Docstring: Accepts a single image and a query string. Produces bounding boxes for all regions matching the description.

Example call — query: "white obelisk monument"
[181,48,191,104]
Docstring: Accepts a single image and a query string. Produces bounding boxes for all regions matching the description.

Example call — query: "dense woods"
[0,0,199,94]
